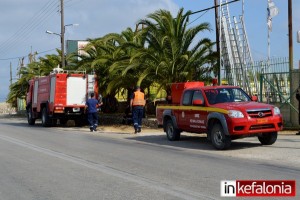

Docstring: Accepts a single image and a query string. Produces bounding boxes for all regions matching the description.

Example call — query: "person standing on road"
[130,86,146,134]
[85,93,101,132]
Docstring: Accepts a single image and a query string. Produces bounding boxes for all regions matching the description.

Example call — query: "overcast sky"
[0,0,299,102]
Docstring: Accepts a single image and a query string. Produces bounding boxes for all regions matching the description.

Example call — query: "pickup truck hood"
[214,101,275,111]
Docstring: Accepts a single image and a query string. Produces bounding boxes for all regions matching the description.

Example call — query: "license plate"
[257,118,268,123]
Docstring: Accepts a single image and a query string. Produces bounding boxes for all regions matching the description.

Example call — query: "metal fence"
[236,57,290,103]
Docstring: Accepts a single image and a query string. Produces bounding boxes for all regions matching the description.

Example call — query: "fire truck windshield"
[204,88,252,104]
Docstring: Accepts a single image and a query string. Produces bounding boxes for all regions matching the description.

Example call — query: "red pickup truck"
[156,82,283,150]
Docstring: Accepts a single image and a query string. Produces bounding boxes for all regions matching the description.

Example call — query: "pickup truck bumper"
[226,115,283,135]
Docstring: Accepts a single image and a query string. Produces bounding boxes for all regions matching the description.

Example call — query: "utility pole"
[288,0,297,127]
[214,0,220,84]
[288,0,293,72]
[61,0,65,68]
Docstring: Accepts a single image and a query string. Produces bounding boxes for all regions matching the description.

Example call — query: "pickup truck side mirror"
[192,99,204,106]
[251,95,258,102]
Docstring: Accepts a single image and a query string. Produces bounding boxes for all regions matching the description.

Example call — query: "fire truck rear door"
[67,76,86,105]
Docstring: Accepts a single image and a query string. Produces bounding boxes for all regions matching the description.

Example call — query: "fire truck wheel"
[42,107,51,127]
[210,123,231,150]
[165,119,181,141]
[258,132,277,145]
[27,107,35,125]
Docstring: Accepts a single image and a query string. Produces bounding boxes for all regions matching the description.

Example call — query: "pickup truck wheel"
[211,123,231,150]
[165,119,180,141]
[258,132,277,145]
[27,107,35,125]
[41,107,51,127]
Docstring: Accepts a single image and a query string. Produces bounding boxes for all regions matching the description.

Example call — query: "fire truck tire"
[27,107,35,125]
[41,107,51,127]
[258,132,277,145]
[210,123,231,150]
[165,119,181,141]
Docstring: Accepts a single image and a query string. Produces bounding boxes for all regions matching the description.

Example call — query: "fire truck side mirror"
[297,31,300,43]
[192,99,204,106]
[251,95,258,102]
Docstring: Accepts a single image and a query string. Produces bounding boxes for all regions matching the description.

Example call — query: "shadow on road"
[126,134,262,151]
[3,118,296,151]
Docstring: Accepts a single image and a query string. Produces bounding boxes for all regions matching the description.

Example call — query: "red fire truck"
[26,69,98,127]
[156,82,283,150]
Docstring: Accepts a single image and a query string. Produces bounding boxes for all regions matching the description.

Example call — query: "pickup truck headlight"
[228,110,244,118]
[274,107,281,115]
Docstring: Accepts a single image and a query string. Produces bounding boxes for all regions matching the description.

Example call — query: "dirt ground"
[101,125,161,134]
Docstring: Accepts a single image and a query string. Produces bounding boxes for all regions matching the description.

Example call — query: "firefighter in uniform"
[130,86,146,134]
[85,93,101,132]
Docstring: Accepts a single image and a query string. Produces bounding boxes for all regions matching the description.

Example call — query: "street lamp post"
[61,0,65,68]
[46,24,78,68]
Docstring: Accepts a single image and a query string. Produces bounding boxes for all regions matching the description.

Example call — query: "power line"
[190,0,240,15]
[0,48,58,61]
[188,10,209,26]
[0,0,57,49]
[0,0,78,60]
[0,0,59,56]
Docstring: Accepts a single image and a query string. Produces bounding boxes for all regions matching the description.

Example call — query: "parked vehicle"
[156,82,283,150]
[26,68,98,127]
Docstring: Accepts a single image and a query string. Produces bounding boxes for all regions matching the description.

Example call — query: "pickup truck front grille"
[247,109,272,118]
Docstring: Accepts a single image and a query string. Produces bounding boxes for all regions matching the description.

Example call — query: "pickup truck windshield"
[204,88,251,104]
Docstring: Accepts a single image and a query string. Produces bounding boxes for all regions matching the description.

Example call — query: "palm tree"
[7,61,41,106]
[7,8,218,111]
[105,28,148,95]
[132,8,217,95]
[76,36,120,96]
[7,50,63,105]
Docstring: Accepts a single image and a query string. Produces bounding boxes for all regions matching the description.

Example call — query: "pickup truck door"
[177,90,193,130]
[186,90,207,133]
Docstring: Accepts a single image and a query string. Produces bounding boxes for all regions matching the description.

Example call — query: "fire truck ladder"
[220,0,257,95]
[232,15,258,95]
[220,0,236,86]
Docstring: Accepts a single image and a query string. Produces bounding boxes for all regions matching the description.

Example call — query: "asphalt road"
[0,117,299,200]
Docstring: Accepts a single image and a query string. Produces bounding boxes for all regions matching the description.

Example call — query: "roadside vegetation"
[7,8,218,109]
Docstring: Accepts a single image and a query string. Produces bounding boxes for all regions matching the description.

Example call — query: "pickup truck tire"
[27,107,35,125]
[258,132,277,145]
[41,107,51,127]
[165,119,181,141]
[210,123,231,150]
